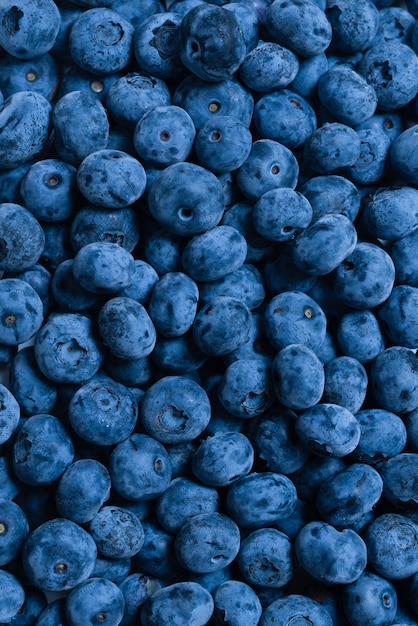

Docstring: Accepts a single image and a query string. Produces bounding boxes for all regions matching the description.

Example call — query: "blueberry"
[52,90,109,166]
[175,511,240,574]
[89,505,144,559]
[0,570,25,622]
[173,74,254,131]
[109,433,172,501]
[179,4,246,82]
[352,408,407,465]
[390,226,418,287]
[69,204,140,253]
[249,408,309,474]
[68,377,138,446]
[363,185,418,241]
[143,225,185,275]
[0,52,59,101]
[34,312,104,384]
[236,138,299,201]
[105,72,171,129]
[8,346,57,416]
[0,498,29,566]
[260,594,333,626]
[346,127,391,186]
[226,471,297,528]
[265,0,332,57]
[199,264,265,311]
[133,519,180,582]
[298,174,361,222]
[334,242,395,309]
[0,203,45,273]
[264,290,327,352]
[370,346,418,414]
[364,513,418,579]
[359,42,418,110]
[295,403,361,457]
[148,272,199,338]
[373,6,416,46]
[239,41,299,93]
[272,343,324,411]
[140,375,211,444]
[133,12,185,81]
[134,105,195,169]
[156,477,220,533]
[290,52,329,100]
[22,517,97,592]
[65,577,125,626]
[69,8,134,75]
[254,89,317,151]
[32,598,67,626]
[380,453,418,509]
[12,413,74,486]
[342,570,398,626]
[322,356,368,415]
[97,296,157,360]
[237,527,293,588]
[191,431,254,487]
[51,259,99,313]
[54,458,110,525]
[295,521,367,584]
[119,573,163,626]
[140,581,214,626]
[148,162,225,237]
[195,115,252,173]
[390,124,418,186]
[77,149,146,209]
[213,580,263,626]
[378,285,418,348]
[303,122,361,174]
[224,2,260,53]
[0,0,60,60]
[326,0,379,53]
[316,463,383,531]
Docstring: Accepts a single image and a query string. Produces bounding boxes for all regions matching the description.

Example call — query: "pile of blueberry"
[2,0,418,623]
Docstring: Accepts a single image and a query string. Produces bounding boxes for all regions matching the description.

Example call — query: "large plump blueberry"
[0,0,60,60]
[52,90,109,166]
[175,511,240,574]
[266,0,332,57]
[12,413,74,486]
[193,296,252,357]
[378,285,418,348]
[140,581,214,626]
[89,505,144,559]
[295,402,361,457]
[351,408,407,465]
[237,527,293,588]
[236,139,299,201]
[317,63,377,126]
[0,203,45,273]
[134,105,196,168]
[148,162,225,236]
[380,452,418,509]
[326,0,379,53]
[239,41,299,93]
[316,463,383,531]
[195,115,252,173]
[342,570,398,626]
[272,343,325,410]
[22,517,97,592]
[213,580,262,626]
[253,187,313,242]
[370,346,418,414]
[191,431,254,487]
[69,8,134,75]
[173,75,254,131]
[34,312,104,384]
[179,4,246,82]
[133,11,184,80]
[140,375,211,444]
[65,577,125,626]
[364,513,418,579]
[358,41,418,110]
[109,433,172,501]
[264,290,327,352]
[295,521,367,584]
[226,471,297,528]
[148,272,199,338]
[72,241,136,294]
[105,72,171,128]
[55,458,110,524]
[77,149,146,209]
[334,242,395,309]
[363,185,418,241]
[68,377,138,446]
[346,127,391,186]
[303,122,361,174]
[322,356,368,415]
[97,296,156,360]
